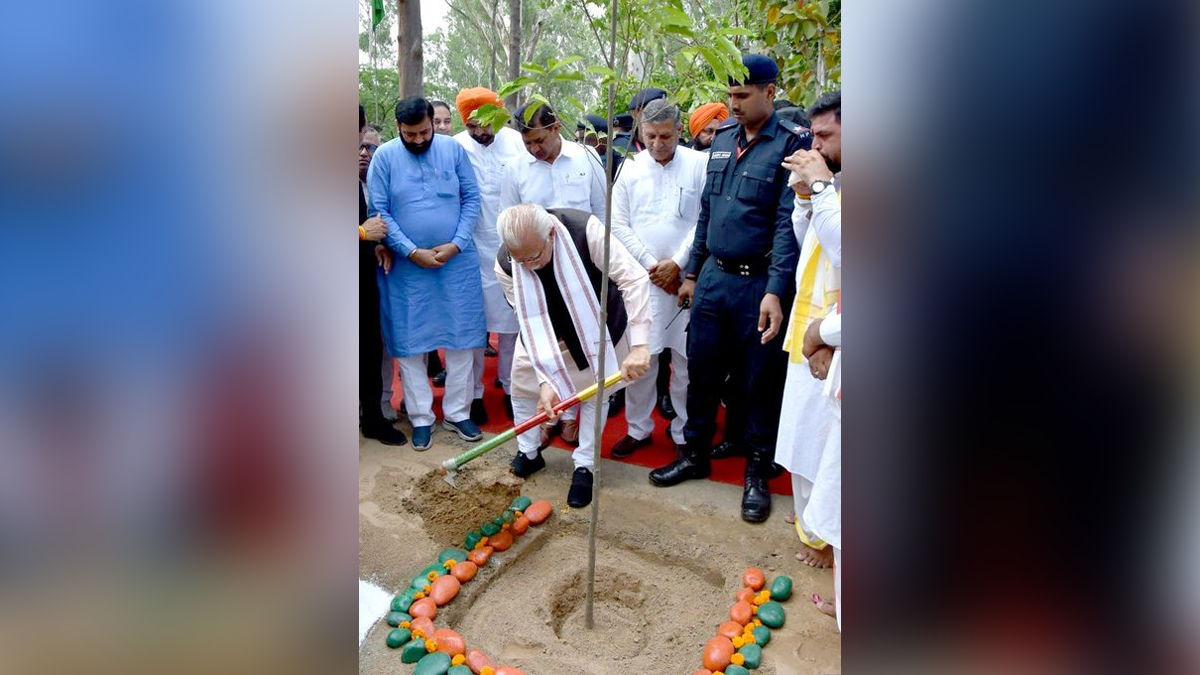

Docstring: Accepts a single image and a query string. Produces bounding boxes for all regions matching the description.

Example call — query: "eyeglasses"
[515,237,552,266]
[359,143,379,152]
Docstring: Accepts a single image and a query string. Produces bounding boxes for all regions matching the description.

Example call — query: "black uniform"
[681,112,808,474]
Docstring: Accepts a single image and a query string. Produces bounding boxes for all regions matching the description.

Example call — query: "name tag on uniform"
[710,151,732,160]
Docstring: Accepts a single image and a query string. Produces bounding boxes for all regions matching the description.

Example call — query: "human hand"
[409,249,446,269]
[648,259,681,290]
[361,215,387,241]
[808,345,834,380]
[621,345,651,381]
[801,317,825,358]
[431,242,461,263]
[538,383,561,422]
[758,293,783,343]
[375,245,393,274]
[677,279,696,308]
[782,149,833,189]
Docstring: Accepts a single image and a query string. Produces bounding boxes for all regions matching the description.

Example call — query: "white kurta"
[774,179,842,481]
[609,146,706,355]
[455,126,526,333]
[804,311,841,550]
[499,138,608,221]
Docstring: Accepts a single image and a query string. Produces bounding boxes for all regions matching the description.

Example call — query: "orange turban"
[456,87,504,123]
[689,102,729,138]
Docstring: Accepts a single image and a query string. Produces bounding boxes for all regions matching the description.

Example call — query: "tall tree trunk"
[489,0,500,90]
[505,0,521,108]
[397,0,424,98]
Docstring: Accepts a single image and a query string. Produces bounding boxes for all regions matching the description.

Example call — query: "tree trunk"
[397,0,424,98]
[506,0,521,108]
[489,0,500,90]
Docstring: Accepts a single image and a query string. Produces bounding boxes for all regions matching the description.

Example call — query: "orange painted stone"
[742,567,765,591]
[702,636,734,670]
[464,649,494,674]
[495,668,526,675]
[410,616,435,637]
[450,560,477,582]
[430,575,461,606]
[524,499,552,525]
[730,600,753,624]
[489,529,514,552]
[736,588,755,604]
[468,546,494,566]
[432,628,466,656]
[511,516,530,535]
[718,620,744,640]
[409,596,437,620]
[694,670,713,675]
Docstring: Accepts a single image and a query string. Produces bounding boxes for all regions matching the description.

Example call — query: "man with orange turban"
[688,102,729,151]
[453,87,528,422]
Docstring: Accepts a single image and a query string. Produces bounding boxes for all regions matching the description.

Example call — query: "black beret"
[629,88,667,111]
[615,112,634,128]
[576,113,609,133]
[731,54,779,85]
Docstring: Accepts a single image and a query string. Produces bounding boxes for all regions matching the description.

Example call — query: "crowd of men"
[358,53,842,627]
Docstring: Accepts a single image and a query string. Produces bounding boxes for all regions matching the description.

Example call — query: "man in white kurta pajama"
[454,88,527,421]
[493,204,652,508]
[608,99,706,457]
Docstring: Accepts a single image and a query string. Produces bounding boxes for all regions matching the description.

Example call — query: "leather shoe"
[657,394,676,420]
[470,398,488,425]
[606,389,625,418]
[711,438,742,460]
[649,455,710,487]
[362,423,408,447]
[503,394,514,420]
[431,370,447,388]
[610,434,651,459]
[484,344,498,357]
[567,467,594,507]
[510,450,545,478]
[741,463,772,522]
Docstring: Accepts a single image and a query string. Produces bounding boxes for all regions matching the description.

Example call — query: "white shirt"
[499,138,608,221]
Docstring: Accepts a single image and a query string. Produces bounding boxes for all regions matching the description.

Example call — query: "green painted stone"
[491,516,505,528]
[481,522,500,536]
[385,628,412,648]
[385,611,412,627]
[769,575,793,601]
[400,638,427,663]
[413,650,452,675]
[447,666,473,675]
[725,665,751,675]
[410,576,431,592]
[438,548,469,564]
[421,564,444,577]
[391,591,415,612]
[464,531,482,550]
[500,509,515,524]
[752,624,771,647]
[758,600,786,628]
[511,495,532,511]
[737,643,763,669]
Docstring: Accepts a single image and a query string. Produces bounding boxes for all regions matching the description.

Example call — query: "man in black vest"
[648,55,808,522]
[493,204,653,508]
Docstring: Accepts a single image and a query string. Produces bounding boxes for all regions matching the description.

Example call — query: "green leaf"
[496,76,536,99]
[659,6,691,28]
[586,65,616,78]
[522,62,546,75]
[550,55,583,71]
[552,71,587,82]
[803,20,818,39]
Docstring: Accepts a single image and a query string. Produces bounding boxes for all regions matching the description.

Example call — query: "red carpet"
[388,343,792,496]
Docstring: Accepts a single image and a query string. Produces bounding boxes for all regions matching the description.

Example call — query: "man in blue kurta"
[368,96,487,450]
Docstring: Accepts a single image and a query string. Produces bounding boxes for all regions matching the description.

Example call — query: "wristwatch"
[810,179,834,194]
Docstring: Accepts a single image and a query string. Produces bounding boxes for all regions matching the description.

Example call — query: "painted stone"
[730,600,753,624]
[386,611,412,627]
[385,628,411,648]
[524,499,553,525]
[391,591,415,613]
[752,624,771,646]
[401,638,428,663]
[414,650,452,675]
[432,628,466,656]
[510,495,532,511]
[725,665,751,675]
[736,587,755,604]
[769,575,793,601]
[465,649,494,673]
[492,517,506,529]
[468,546,493,566]
[489,528,514,552]
[411,577,432,593]
[500,509,515,524]
[702,636,734,670]
[448,667,473,675]
[410,616,435,637]
[693,670,714,675]
[737,643,763,668]
[438,548,469,564]
[718,621,744,640]
[481,522,501,536]
[494,668,526,675]
[757,601,785,628]
[464,531,482,550]
[511,516,530,535]
[430,575,461,605]
[742,568,766,591]
[450,560,478,582]
[409,596,438,620]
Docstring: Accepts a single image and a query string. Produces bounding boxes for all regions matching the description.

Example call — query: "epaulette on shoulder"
[779,118,803,135]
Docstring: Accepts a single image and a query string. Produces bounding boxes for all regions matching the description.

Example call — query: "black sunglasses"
[359,142,379,152]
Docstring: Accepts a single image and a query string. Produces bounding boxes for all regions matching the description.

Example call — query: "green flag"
[371,0,384,30]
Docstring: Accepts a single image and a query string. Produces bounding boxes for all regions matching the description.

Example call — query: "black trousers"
[360,245,388,428]
[683,259,792,465]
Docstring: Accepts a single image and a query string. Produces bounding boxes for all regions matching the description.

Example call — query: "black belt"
[712,255,771,277]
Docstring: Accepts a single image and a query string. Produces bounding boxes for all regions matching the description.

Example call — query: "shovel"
[441,371,626,487]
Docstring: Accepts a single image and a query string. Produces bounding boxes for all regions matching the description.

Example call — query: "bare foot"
[812,593,837,618]
[795,544,834,568]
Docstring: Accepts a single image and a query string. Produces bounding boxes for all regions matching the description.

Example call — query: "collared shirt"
[686,112,807,297]
[499,138,608,221]
[610,146,707,269]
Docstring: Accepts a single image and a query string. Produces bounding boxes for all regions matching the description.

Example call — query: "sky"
[360,0,449,65]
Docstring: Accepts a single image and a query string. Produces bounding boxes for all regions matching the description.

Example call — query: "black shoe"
[510,450,545,478]
[711,439,742,460]
[567,467,594,507]
[610,434,651,459]
[399,399,407,415]
[606,389,625,418]
[741,463,772,523]
[470,398,488,425]
[503,394,514,421]
[493,378,503,389]
[362,423,408,447]
[657,394,677,420]
[649,455,711,487]
[484,344,498,357]
[431,370,447,388]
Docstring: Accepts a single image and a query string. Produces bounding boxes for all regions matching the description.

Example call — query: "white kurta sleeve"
[818,311,841,347]
[792,195,813,248]
[585,215,651,348]
[809,187,842,268]
[499,163,521,214]
[584,146,608,221]
[671,226,695,269]
[495,258,515,309]
[609,169,657,269]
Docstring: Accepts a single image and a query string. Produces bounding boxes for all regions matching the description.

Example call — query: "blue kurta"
[367,134,486,357]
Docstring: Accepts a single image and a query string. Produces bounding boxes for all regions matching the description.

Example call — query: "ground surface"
[359,423,840,674]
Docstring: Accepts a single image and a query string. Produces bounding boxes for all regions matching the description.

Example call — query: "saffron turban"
[456,87,503,123]
[689,102,729,139]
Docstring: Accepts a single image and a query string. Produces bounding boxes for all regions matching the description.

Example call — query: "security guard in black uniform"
[649,54,811,523]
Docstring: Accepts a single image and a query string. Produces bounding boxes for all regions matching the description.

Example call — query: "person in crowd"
[687,102,729,151]
[431,100,454,135]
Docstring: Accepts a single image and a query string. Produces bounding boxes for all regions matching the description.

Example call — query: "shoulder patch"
[709,150,732,160]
